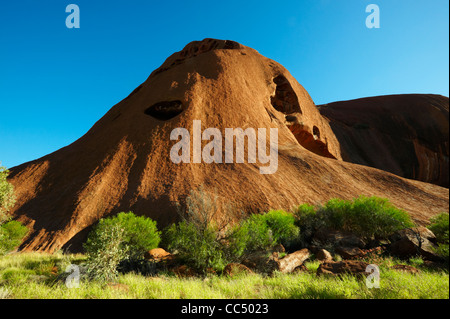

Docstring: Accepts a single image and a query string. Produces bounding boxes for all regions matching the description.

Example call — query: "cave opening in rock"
[145,100,184,121]
[270,75,302,114]
[313,126,320,140]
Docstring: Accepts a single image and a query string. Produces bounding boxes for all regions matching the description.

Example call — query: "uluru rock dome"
[7,39,449,253]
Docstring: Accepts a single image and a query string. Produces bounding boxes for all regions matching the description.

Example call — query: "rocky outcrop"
[319,94,449,187]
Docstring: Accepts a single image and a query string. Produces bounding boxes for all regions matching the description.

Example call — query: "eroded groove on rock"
[287,120,336,159]
[144,100,184,121]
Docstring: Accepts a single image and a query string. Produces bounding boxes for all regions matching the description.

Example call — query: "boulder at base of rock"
[389,228,440,261]
[315,249,333,262]
[223,263,253,277]
[335,247,365,259]
[144,248,172,261]
[241,251,279,274]
[316,260,369,277]
[390,227,437,244]
[277,249,310,273]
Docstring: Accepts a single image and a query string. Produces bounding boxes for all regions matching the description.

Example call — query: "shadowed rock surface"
[319,94,449,187]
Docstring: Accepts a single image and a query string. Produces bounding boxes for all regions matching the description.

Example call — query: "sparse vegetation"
[162,187,234,273]
[163,188,299,272]
[1,191,448,299]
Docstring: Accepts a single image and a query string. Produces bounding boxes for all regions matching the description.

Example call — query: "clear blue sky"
[0,0,448,168]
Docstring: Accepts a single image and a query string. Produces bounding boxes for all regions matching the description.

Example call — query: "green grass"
[0,252,448,299]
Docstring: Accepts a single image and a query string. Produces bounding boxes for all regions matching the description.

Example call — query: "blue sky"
[0,0,448,168]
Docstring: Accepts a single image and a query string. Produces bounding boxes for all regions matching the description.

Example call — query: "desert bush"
[293,196,414,242]
[162,187,235,272]
[292,203,322,244]
[91,212,161,259]
[428,213,449,244]
[428,212,449,262]
[332,196,414,239]
[226,214,274,258]
[164,221,227,272]
[84,224,128,282]
[0,165,28,256]
[0,165,16,224]
[83,212,161,281]
[227,210,299,258]
[0,220,29,256]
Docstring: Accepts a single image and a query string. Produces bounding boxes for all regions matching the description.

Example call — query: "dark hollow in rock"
[145,100,184,121]
[271,75,302,114]
[313,126,320,139]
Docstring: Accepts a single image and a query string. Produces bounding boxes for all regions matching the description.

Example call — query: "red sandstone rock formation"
[6,39,448,253]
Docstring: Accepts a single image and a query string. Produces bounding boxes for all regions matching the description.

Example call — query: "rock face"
[6,38,449,253]
[319,94,449,187]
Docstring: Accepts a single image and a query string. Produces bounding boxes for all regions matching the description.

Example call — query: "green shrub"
[85,212,161,260]
[0,220,28,256]
[341,196,413,239]
[0,165,27,256]
[428,213,449,262]
[261,210,299,245]
[227,210,299,258]
[227,214,274,258]
[83,212,161,281]
[293,196,414,242]
[293,203,322,244]
[428,213,449,244]
[0,165,16,224]
[161,186,242,273]
[84,224,128,282]
[164,221,227,272]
